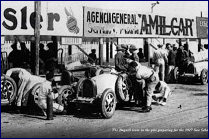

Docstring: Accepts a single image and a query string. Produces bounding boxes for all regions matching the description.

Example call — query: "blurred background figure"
[137,48,145,62]
[153,44,168,81]
[20,42,30,69]
[88,49,97,65]
[8,41,21,68]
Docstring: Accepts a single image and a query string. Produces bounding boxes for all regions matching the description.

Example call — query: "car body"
[1,68,65,113]
[178,61,208,84]
[174,50,208,85]
[58,72,131,119]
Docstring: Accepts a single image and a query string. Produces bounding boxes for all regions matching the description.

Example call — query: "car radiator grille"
[186,63,195,74]
[78,79,96,98]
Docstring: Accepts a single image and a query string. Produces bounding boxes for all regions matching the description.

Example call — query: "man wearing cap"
[114,45,127,72]
[129,44,139,62]
[127,61,158,112]
[127,45,144,106]
[153,44,168,81]
[121,44,131,58]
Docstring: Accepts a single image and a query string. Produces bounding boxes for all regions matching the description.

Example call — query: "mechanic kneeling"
[127,61,158,112]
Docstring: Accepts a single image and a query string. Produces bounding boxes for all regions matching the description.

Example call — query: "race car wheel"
[115,74,130,102]
[100,88,116,119]
[57,85,75,107]
[173,67,179,82]
[31,83,42,105]
[1,75,17,106]
[200,69,208,85]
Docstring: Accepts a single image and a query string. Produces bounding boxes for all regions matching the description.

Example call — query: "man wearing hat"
[129,44,139,62]
[153,44,168,81]
[114,45,127,72]
[121,44,131,58]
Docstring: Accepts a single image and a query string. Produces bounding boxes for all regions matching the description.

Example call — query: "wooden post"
[148,38,151,67]
[179,38,182,47]
[99,38,104,65]
[35,1,41,75]
[106,38,109,63]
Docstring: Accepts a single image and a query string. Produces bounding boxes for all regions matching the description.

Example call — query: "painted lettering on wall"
[84,7,196,38]
[2,6,60,31]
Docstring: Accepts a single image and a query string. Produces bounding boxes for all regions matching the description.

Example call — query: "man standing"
[137,48,145,62]
[153,44,168,81]
[175,45,189,74]
[8,41,21,68]
[88,49,97,64]
[166,44,176,82]
[115,45,127,72]
[128,61,158,112]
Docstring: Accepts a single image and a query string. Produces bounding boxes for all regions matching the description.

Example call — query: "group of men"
[153,43,193,83]
[8,37,58,76]
[114,44,171,113]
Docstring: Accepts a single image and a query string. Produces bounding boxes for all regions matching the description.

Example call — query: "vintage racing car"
[1,68,65,114]
[58,71,131,119]
[173,51,208,84]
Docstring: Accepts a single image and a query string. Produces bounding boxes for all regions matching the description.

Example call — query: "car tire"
[57,85,75,108]
[200,69,208,85]
[115,74,130,102]
[30,83,42,105]
[173,67,179,83]
[100,88,116,119]
[1,75,17,106]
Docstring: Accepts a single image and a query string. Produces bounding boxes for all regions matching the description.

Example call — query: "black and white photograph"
[1,1,208,138]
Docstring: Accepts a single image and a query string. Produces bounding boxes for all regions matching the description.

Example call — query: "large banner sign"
[196,17,208,38]
[40,2,83,36]
[1,1,34,35]
[84,7,197,38]
[1,1,83,36]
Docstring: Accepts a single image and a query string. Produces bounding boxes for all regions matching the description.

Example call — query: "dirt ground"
[1,83,208,138]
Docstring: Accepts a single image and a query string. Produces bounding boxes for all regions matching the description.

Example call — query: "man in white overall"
[152,81,171,106]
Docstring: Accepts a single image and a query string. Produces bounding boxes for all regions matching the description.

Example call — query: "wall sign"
[196,17,208,38]
[1,1,83,36]
[84,7,197,38]
[61,37,82,45]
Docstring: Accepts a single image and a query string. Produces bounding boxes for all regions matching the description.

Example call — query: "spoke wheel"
[57,85,74,106]
[115,74,130,102]
[200,69,208,85]
[31,83,42,105]
[101,88,116,119]
[1,75,17,105]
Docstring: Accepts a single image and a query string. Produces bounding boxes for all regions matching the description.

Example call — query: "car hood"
[91,73,118,95]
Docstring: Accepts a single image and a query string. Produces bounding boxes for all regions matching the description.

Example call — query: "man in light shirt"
[153,44,168,81]
[152,81,171,106]
[127,61,158,112]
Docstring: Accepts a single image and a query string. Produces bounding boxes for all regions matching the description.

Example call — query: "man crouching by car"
[6,68,64,115]
[127,61,158,112]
